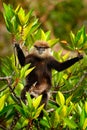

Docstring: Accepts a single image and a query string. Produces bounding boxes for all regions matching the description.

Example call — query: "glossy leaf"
[40,118,50,128]
[83,118,87,130]
[33,104,44,119]
[48,39,59,48]
[80,108,85,128]
[70,31,75,49]
[85,101,87,114]
[51,110,60,128]
[56,91,65,106]
[32,95,42,109]
[26,92,33,109]
[25,67,35,77]
[20,64,30,78]
[66,95,73,106]
[64,118,77,129]
[0,95,6,111]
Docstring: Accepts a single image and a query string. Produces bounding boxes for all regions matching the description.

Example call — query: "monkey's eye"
[34,46,47,54]
[34,46,48,50]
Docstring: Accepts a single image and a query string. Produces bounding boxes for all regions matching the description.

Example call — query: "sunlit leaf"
[83,118,87,129]
[56,91,65,106]
[48,39,59,47]
[66,95,73,106]
[70,31,75,45]
[80,108,86,128]
[25,67,35,77]
[51,110,60,128]
[61,105,67,117]
[33,104,44,119]
[32,95,42,109]
[45,31,51,40]
[23,22,33,40]
[0,95,6,111]
[40,118,50,128]
[20,64,30,78]
[17,7,25,26]
[41,29,46,40]
[26,92,32,109]
[85,101,87,114]
[64,118,77,129]
[22,119,28,127]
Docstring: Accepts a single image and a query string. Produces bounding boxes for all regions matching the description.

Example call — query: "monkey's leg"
[39,92,48,118]
[41,92,48,108]
[21,85,29,103]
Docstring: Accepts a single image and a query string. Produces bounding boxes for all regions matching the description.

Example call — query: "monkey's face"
[30,46,52,58]
[29,41,52,57]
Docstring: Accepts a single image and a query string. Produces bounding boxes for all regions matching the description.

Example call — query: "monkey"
[15,40,83,106]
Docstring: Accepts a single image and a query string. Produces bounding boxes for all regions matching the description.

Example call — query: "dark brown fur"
[15,41,83,105]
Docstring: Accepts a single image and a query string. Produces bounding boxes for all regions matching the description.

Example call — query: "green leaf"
[60,105,67,117]
[25,67,35,77]
[66,95,73,106]
[3,3,18,33]
[15,105,26,117]
[25,9,33,25]
[0,95,6,111]
[83,118,87,130]
[41,29,46,40]
[51,110,60,128]
[70,31,75,49]
[85,101,87,114]
[21,101,29,115]
[32,95,42,109]
[17,7,25,26]
[64,118,77,129]
[75,103,82,115]
[20,64,30,78]
[56,91,65,106]
[75,26,86,49]
[3,3,14,20]
[40,118,50,128]
[48,39,59,48]
[26,92,32,109]
[33,104,44,119]
[45,31,51,40]
[70,31,75,44]
[80,108,86,128]
[0,104,14,117]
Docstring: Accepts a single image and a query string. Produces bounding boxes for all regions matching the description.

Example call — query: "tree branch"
[0,76,12,80]
[62,72,87,94]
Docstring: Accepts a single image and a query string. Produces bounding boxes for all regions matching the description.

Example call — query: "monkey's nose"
[39,48,45,54]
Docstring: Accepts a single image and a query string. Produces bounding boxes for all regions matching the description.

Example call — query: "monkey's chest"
[35,61,49,78]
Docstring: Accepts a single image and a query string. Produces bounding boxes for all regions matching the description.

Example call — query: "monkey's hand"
[77,53,83,60]
[14,43,20,50]
[14,43,19,48]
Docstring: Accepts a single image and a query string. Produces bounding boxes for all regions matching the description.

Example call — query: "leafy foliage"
[0,3,87,130]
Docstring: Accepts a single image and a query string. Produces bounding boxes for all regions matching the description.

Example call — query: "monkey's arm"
[15,44,25,66]
[49,55,83,72]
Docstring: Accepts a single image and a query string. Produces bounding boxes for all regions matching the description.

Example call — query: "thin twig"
[62,72,87,94]
[47,108,54,113]
[0,76,12,80]
[0,85,8,92]
[0,125,9,130]
[8,81,21,105]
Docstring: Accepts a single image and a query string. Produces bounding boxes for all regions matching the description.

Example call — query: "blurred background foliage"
[0,1,87,129]
[0,0,87,56]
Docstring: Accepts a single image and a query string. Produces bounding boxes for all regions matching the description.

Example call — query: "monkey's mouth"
[38,48,45,54]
